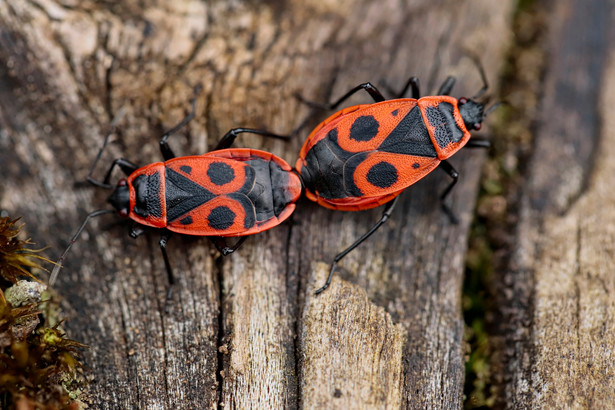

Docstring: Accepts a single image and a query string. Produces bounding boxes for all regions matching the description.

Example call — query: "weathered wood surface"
[492,0,615,407]
[0,1,512,408]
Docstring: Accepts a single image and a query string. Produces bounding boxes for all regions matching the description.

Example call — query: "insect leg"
[468,56,489,99]
[296,82,387,112]
[85,109,126,187]
[159,231,175,312]
[209,236,248,255]
[437,76,456,95]
[438,160,459,224]
[88,158,138,189]
[129,224,146,239]
[159,85,202,161]
[214,128,290,151]
[328,82,386,109]
[395,76,421,99]
[465,139,491,149]
[314,196,400,295]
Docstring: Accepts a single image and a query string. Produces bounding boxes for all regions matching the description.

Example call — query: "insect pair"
[51,68,495,299]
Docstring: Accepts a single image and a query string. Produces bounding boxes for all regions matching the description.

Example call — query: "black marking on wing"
[349,115,380,142]
[165,167,216,222]
[301,128,357,199]
[207,206,236,230]
[228,192,256,229]
[379,106,437,157]
[243,157,292,223]
[366,161,398,188]
[207,161,235,186]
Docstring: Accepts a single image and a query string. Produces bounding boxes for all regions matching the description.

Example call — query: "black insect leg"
[328,83,387,109]
[465,138,491,149]
[88,159,139,189]
[214,128,290,151]
[159,85,202,161]
[128,225,175,312]
[314,196,400,295]
[297,82,387,112]
[209,236,248,256]
[293,82,387,136]
[85,109,127,188]
[129,224,146,239]
[469,56,489,99]
[394,76,421,99]
[438,160,459,224]
[436,140,490,223]
[437,76,456,96]
[159,231,176,313]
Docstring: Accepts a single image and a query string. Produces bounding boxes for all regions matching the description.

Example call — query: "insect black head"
[108,179,130,217]
[458,97,485,131]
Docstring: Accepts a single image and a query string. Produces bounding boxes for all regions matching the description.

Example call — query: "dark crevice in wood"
[214,253,226,410]
[464,1,548,406]
[116,266,140,406]
[177,32,211,78]
[102,25,117,121]
[574,223,582,354]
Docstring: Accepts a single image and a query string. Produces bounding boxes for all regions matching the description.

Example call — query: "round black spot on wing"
[207,162,235,186]
[413,162,420,169]
[366,161,398,188]
[350,115,380,142]
[180,165,192,175]
[208,206,236,230]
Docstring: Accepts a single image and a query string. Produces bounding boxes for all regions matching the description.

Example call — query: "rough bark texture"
[492,0,615,407]
[0,1,512,408]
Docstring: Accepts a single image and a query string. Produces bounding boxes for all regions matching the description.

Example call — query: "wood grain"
[300,263,406,408]
[491,0,615,407]
[0,1,513,407]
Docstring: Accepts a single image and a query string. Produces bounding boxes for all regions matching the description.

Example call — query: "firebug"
[51,88,301,306]
[296,64,496,293]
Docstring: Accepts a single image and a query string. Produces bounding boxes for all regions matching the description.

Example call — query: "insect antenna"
[86,108,127,189]
[467,55,489,100]
[484,101,506,118]
[49,209,115,286]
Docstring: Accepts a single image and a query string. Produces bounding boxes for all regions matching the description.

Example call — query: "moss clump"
[0,216,86,409]
[0,217,53,284]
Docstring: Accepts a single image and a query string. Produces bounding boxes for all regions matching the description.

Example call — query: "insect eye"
[119,209,128,217]
[459,97,468,105]
[473,123,482,131]
[118,179,127,187]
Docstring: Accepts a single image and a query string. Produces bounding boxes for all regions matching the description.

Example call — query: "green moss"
[0,216,86,409]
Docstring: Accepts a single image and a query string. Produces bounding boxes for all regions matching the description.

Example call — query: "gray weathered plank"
[492,0,615,407]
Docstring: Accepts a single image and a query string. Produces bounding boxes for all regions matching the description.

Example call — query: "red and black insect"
[51,90,301,304]
[296,66,495,293]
